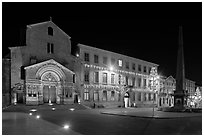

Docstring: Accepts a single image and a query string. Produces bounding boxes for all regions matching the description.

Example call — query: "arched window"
[48,27,53,36]
[103,90,107,101]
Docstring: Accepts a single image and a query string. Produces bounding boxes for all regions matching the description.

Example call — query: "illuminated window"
[103,57,107,65]
[84,89,89,101]
[111,74,115,84]
[94,55,99,64]
[102,73,107,84]
[118,59,122,67]
[94,72,99,83]
[48,27,53,36]
[84,53,89,62]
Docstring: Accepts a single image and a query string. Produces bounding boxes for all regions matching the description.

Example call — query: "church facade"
[9,20,159,107]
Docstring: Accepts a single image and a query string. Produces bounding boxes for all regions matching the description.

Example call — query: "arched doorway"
[41,72,59,103]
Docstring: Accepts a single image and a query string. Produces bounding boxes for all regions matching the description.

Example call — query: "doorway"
[43,85,56,103]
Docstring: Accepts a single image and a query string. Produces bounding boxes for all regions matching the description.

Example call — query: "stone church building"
[7,20,159,107]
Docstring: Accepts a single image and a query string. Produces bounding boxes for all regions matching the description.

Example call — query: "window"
[84,53,89,62]
[94,91,99,101]
[144,93,146,101]
[111,58,115,65]
[111,74,115,84]
[132,77,135,86]
[102,73,108,84]
[94,72,99,83]
[148,93,151,101]
[48,27,53,36]
[149,67,151,74]
[47,43,54,54]
[125,76,128,85]
[144,66,147,73]
[118,74,121,85]
[118,59,123,67]
[94,55,99,64]
[103,90,107,101]
[125,62,129,69]
[84,71,89,83]
[138,92,141,101]
[84,89,89,101]
[138,77,141,88]
[143,78,147,88]
[103,57,107,65]
[132,92,135,101]
[138,64,141,72]
[132,63,135,70]
[20,66,25,80]
[111,91,115,101]
[73,74,75,83]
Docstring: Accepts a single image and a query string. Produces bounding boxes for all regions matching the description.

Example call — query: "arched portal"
[41,71,60,103]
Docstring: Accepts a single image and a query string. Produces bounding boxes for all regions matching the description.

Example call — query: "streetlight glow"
[30,109,37,112]
[63,124,70,129]
[52,107,56,111]
[36,115,40,119]
[109,66,114,71]
[69,108,75,111]
[29,113,32,116]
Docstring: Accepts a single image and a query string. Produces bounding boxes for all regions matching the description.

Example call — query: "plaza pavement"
[2,112,80,135]
[99,107,202,119]
[2,104,202,135]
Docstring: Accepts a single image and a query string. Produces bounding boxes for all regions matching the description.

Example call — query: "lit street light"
[63,124,70,129]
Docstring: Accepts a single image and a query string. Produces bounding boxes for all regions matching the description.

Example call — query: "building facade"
[158,75,197,108]
[2,58,11,107]
[158,76,175,108]
[7,20,159,107]
[78,44,159,107]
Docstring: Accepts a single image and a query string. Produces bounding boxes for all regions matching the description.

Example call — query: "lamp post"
[150,67,159,117]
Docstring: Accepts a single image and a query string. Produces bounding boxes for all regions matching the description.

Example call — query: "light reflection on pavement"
[2,112,80,135]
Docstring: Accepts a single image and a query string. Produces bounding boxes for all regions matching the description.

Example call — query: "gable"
[27,21,71,39]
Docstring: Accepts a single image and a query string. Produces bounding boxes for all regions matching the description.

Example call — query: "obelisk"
[173,26,187,109]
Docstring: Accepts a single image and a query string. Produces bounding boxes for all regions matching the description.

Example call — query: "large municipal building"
[4,20,160,107]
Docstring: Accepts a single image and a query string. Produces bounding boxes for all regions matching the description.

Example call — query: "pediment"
[24,59,75,75]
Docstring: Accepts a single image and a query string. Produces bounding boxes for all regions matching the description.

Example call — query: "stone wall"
[2,59,11,107]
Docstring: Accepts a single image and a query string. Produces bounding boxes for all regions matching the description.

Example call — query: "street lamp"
[109,66,114,71]
[150,67,159,117]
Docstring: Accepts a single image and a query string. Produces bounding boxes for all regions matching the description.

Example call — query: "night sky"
[2,2,202,85]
